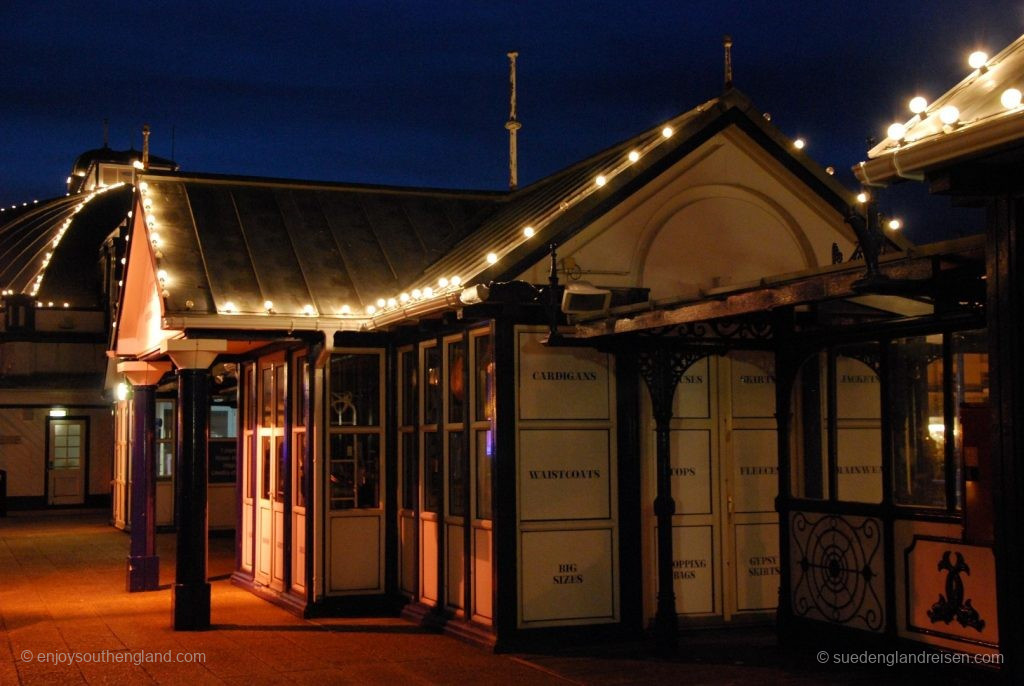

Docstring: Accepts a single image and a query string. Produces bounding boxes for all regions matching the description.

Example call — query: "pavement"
[0,510,991,685]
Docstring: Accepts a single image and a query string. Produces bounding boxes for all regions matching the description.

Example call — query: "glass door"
[255,353,286,591]
[47,419,86,505]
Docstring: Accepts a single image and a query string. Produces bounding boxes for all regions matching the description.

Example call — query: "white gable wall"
[518,126,856,299]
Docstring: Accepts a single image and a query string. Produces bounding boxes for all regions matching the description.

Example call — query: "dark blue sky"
[2,1,1022,243]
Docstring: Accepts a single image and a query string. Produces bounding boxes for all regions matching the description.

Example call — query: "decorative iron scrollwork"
[791,512,884,632]
[927,551,986,633]
[636,348,705,423]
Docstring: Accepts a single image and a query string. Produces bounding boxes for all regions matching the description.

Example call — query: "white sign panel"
[733,429,778,513]
[673,357,710,418]
[670,430,711,515]
[518,332,609,420]
[520,429,610,521]
[520,528,615,623]
[668,525,715,615]
[837,428,883,503]
[730,353,775,418]
[735,522,780,611]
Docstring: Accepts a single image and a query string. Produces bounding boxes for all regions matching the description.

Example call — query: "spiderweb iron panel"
[790,512,885,632]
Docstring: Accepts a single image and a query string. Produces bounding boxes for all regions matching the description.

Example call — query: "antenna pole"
[723,35,734,90]
[505,51,521,190]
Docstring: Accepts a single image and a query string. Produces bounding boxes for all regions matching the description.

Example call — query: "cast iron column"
[162,339,225,631]
[120,361,171,592]
[637,347,700,654]
[174,367,210,629]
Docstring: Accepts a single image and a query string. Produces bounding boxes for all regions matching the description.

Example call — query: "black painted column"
[174,367,210,630]
[162,338,225,631]
[987,195,1024,682]
[637,347,700,655]
[121,361,171,592]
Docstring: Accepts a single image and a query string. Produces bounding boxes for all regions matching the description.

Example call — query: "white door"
[255,356,286,590]
[48,419,86,506]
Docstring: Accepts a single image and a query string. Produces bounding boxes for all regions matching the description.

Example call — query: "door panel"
[48,419,85,506]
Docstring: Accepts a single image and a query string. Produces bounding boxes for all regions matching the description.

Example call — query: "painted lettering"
[670,466,697,477]
[673,558,707,569]
[836,465,883,474]
[840,374,878,383]
[739,374,774,384]
[680,375,704,384]
[739,466,778,476]
[531,371,599,381]
[528,469,601,479]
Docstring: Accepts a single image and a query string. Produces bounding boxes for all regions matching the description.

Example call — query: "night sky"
[3,1,1022,244]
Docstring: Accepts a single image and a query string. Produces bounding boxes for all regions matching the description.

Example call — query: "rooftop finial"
[505,51,522,191]
[141,124,151,170]
[723,35,734,91]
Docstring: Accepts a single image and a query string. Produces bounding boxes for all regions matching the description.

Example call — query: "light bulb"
[376,298,386,308]
[412,289,422,299]
[909,96,928,115]
[486,252,498,264]
[450,275,461,286]
[968,51,988,70]
[595,175,607,187]
[157,269,168,282]
[366,304,376,315]
[400,292,410,303]
[628,150,640,163]
[523,226,535,238]
[1001,88,1022,109]
[340,304,351,314]
[661,126,674,138]
[438,277,449,288]
[303,304,314,315]
[264,300,273,311]
[856,192,869,204]
[939,105,960,125]
[793,138,806,150]
[887,123,906,140]
[387,298,397,308]
[888,218,902,230]
[423,286,434,297]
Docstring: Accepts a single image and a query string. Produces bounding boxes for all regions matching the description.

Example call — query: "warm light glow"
[116,383,128,402]
[939,105,960,125]
[438,277,449,288]
[628,150,640,163]
[223,301,236,313]
[412,289,422,299]
[376,297,386,308]
[157,269,168,282]
[888,218,902,230]
[387,297,397,308]
[366,304,376,315]
[399,292,410,303]
[49,408,67,418]
[132,160,144,170]
[264,300,273,311]
[450,275,461,286]
[856,192,869,203]
[150,232,161,246]
[793,138,806,150]
[139,181,149,192]
[909,96,928,115]
[1001,87,1022,109]
[486,252,498,264]
[968,51,988,70]
[595,175,607,187]
[423,286,434,297]
[63,302,69,308]
[303,304,314,315]
[887,123,906,140]
[661,126,674,138]
[523,226,535,238]
[340,304,351,314]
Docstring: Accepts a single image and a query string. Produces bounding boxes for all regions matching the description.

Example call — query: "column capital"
[117,361,172,387]
[161,338,228,370]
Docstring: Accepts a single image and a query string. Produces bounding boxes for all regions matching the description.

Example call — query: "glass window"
[294,432,306,508]
[424,346,441,426]
[423,431,442,513]
[156,399,175,480]
[475,335,495,422]
[210,405,237,438]
[329,433,380,509]
[891,335,946,507]
[261,436,271,500]
[296,356,309,427]
[448,341,466,424]
[245,364,256,432]
[955,330,990,534]
[274,365,286,428]
[261,367,273,427]
[401,350,418,427]
[402,432,418,510]
[476,430,493,520]
[329,354,380,426]
[448,432,465,517]
[790,353,827,500]
[834,345,882,504]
